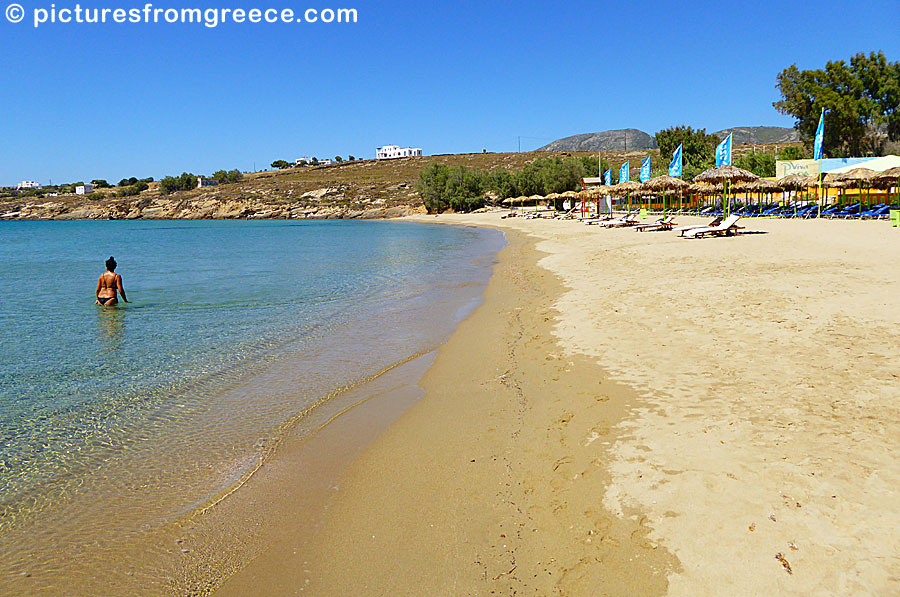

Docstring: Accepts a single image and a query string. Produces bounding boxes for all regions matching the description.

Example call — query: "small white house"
[17,181,42,190]
[75,183,94,195]
[376,145,422,160]
[296,156,312,165]
[197,177,218,188]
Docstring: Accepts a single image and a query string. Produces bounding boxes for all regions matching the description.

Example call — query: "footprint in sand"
[584,426,610,446]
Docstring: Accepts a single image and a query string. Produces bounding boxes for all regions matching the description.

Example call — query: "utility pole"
[518,136,521,153]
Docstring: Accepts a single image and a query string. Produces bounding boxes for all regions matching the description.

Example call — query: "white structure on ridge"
[376,145,422,160]
[75,183,94,195]
[17,181,42,190]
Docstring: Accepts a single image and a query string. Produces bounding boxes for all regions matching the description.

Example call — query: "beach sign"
[604,169,611,186]
[619,161,629,183]
[814,109,825,161]
[640,156,651,183]
[669,144,683,177]
[715,133,732,167]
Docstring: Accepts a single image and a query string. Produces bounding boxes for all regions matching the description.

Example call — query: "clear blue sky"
[2,0,899,185]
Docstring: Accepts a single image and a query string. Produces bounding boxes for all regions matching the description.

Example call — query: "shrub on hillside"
[117,181,149,197]
[211,169,242,184]
[159,172,198,195]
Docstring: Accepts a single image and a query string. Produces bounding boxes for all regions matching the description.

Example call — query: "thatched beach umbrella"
[738,178,783,213]
[693,165,759,215]
[688,183,714,195]
[777,173,817,209]
[873,167,900,205]
[615,180,642,213]
[693,164,759,184]
[827,168,877,214]
[545,192,561,211]
[873,167,900,187]
[643,175,690,215]
[776,173,816,189]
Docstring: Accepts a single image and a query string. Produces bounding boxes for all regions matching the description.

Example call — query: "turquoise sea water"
[0,219,504,585]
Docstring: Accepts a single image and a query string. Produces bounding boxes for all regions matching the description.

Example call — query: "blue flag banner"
[619,161,629,183]
[669,144,683,177]
[640,156,651,183]
[814,109,825,161]
[715,133,732,167]
[604,169,611,186]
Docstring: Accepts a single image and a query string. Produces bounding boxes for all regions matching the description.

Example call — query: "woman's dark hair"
[105,256,117,272]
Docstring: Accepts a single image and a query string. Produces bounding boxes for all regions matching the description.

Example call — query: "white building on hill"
[376,145,422,160]
[17,181,41,190]
[75,183,94,195]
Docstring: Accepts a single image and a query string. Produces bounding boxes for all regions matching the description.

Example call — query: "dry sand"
[220,213,900,595]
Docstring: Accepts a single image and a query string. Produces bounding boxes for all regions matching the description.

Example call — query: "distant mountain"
[713,126,799,144]
[538,129,658,152]
[539,126,800,152]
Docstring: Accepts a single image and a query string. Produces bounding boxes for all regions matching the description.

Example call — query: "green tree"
[118,177,138,187]
[777,146,810,161]
[270,160,291,169]
[733,152,776,177]
[348,155,356,161]
[416,164,486,213]
[117,181,149,197]
[334,156,343,163]
[159,172,198,195]
[417,163,452,212]
[212,169,242,184]
[654,125,718,179]
[774,51,900,156]
[91,179,111,188]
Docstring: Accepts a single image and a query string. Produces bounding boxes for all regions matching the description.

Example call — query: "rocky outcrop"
[2,187,426,221]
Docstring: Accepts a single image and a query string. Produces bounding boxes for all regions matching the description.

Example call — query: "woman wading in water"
[95,256,128,306]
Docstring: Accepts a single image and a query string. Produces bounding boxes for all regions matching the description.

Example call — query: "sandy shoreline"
[219,213,900,595]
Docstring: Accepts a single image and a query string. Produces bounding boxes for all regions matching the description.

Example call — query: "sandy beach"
[219,213,900,595]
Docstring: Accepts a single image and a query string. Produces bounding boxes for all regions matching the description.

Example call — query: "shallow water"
[0,219,504,588]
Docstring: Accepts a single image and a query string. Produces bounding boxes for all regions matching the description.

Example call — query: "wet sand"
[219,225,676,595]
[219,213,900,595]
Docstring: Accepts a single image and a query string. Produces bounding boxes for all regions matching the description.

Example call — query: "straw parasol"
[642,176,690,214]
[872,167,900,187]
[826,168,878,214]
[827,167,877,184]
[615,180,642,213]
[693,164,759,184]
[642,175,690,192]
[872,167,900,205]
[688,182,715,195]
[776,173,816,190]
[746,179,782,193]
[693,165,758,214]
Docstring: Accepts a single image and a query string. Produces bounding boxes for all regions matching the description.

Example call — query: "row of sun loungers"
[504,208,748,239]
[581,213,744,238]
